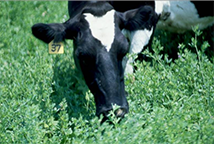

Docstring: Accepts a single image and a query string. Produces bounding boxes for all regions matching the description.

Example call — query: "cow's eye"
[117,43,129,60]
[76,46,95,57]
[117,49,128,60]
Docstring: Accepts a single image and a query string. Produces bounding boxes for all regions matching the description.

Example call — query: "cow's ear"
[32,23,67,43]
[119,5,159,31]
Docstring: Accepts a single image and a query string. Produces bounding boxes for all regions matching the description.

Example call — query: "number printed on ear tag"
[48,40,64,54]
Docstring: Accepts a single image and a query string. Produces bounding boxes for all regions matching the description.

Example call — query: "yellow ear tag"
[48,40,64,54]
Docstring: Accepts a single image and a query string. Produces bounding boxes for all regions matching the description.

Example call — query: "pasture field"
[0,1,214,143]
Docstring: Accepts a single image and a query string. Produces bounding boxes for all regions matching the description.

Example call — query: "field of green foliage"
[0,1,214,143]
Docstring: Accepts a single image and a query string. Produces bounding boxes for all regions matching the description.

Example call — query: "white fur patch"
[122,28,153,74]
[156,1,214,33]
[84,10,115,52]
[127,28,153,54]
[155,1,170,15]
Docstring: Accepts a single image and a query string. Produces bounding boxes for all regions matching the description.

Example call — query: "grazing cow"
[32,1,158,118]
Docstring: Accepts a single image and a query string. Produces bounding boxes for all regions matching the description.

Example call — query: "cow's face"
[32,2,157,118]
[74,10,130,117]
[32,9,129,118]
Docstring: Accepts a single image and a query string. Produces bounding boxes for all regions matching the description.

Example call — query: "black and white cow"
[32,1,213,119]
[32,1,158,118]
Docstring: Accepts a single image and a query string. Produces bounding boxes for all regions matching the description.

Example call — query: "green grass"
[0,1,214,143]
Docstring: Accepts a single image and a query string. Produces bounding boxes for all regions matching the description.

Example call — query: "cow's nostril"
[115,108,126,118]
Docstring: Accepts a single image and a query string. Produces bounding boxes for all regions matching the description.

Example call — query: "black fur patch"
[191,1,214,17]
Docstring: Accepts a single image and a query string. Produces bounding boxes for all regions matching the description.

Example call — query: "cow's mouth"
[98,107,128,124]
[98,106,128,118]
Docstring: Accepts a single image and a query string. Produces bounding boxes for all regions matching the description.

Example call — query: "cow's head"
[32,2,155,118]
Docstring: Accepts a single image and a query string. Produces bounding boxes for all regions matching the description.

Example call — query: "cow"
[31,1,158,119]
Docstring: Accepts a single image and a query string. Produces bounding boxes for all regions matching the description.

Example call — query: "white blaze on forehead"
[84,10,115,52]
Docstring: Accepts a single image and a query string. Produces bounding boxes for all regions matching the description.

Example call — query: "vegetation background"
[0,1,214,143]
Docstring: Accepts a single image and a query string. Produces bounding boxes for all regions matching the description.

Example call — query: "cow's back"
[156,1,214,33]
